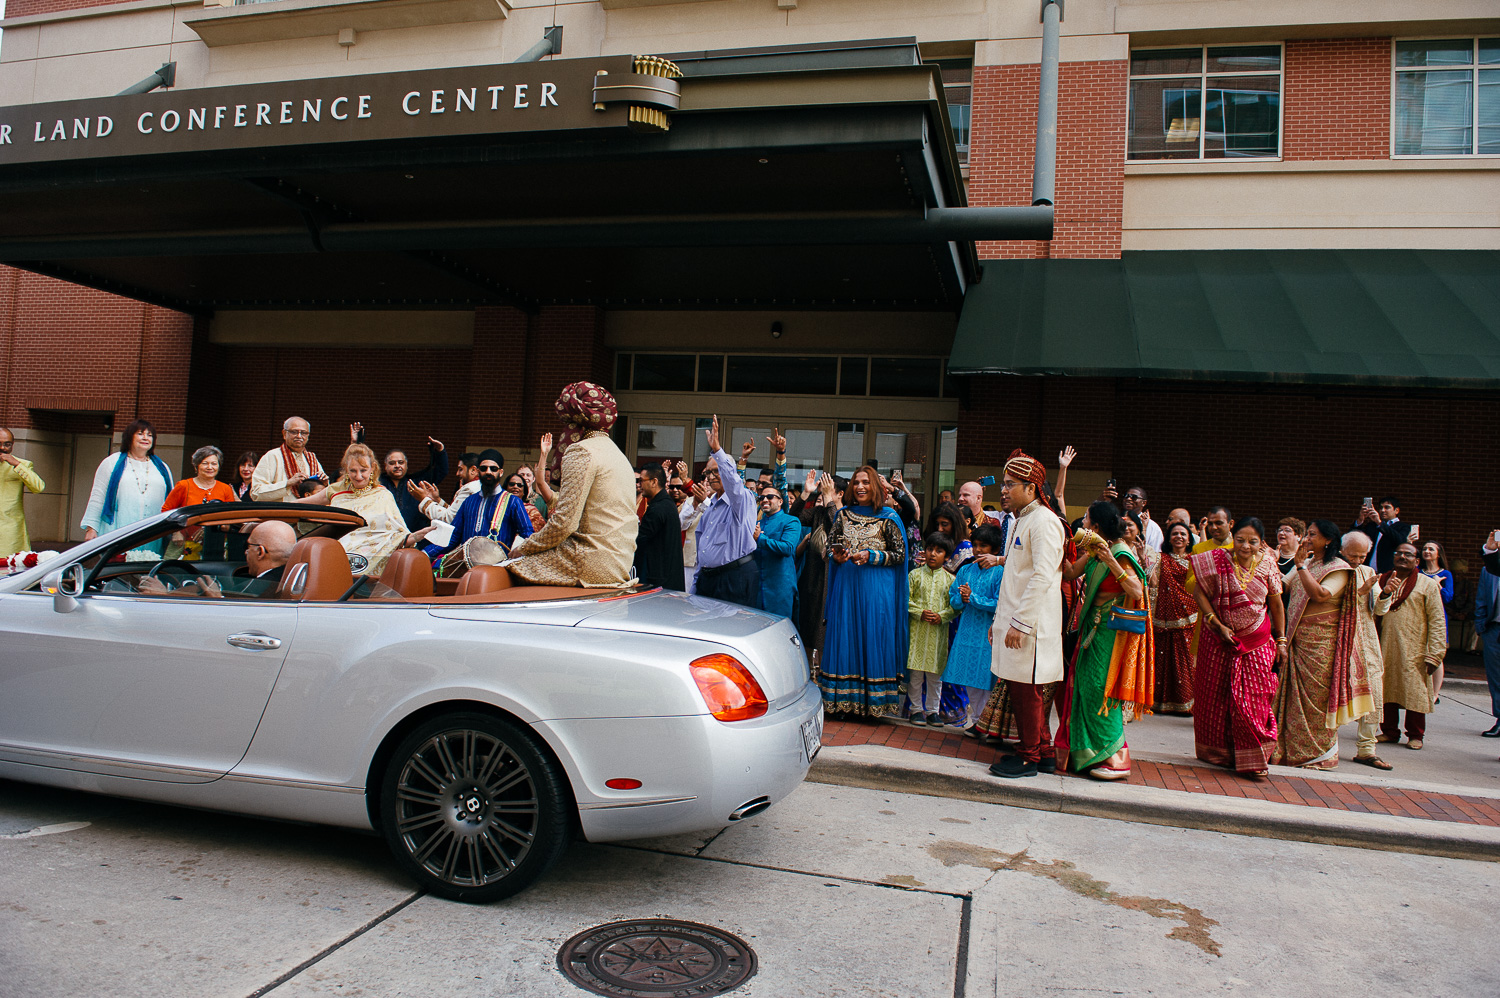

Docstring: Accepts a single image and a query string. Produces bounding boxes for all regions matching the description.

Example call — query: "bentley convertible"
[0,503,822,902]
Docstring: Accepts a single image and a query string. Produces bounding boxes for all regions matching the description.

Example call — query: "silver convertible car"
[0,503,822,902]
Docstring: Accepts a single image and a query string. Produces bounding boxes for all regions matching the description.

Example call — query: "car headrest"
[378,547,434,599]
[277,537,354,601]
[455,565,513,597]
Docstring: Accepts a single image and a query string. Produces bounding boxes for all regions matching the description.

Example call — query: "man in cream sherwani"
[990,449,1067,779]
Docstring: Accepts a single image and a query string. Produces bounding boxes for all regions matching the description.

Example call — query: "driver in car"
[136,520,297,599]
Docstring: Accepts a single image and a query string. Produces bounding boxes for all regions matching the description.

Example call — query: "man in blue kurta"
[756,482,800,620]
[421,448,532,567]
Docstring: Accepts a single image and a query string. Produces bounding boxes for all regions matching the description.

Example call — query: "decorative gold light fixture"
[593,55,683,133]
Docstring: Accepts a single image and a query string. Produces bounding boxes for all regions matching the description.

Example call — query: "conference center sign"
[0,55,645,166]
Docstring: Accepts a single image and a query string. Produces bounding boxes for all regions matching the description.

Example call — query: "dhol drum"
[436,536,508,578]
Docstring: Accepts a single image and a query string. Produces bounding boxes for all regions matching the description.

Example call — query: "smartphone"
[1106,478,1117,491]
[1408,524,1419,541]
[978,475,995,487]
[1362,496,1372,507]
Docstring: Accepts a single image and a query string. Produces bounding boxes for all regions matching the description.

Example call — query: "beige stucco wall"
[1123,161,1500,251]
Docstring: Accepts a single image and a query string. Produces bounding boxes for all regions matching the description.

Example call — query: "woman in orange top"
[163,446,238,559]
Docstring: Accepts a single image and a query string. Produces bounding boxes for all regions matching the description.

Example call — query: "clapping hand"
[1359,572,1380,596]
[676,460,690,480]
[409,480,440,502]
[921,610,941,624]
[1058,445,1076,469]
[692,479,710,504]
[959,583,971,603]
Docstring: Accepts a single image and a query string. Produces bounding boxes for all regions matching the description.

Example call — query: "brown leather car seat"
[455,565,513,597]
[277,537,355,601]
[378,548,434,599]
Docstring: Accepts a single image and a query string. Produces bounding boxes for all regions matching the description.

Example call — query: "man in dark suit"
[633,464,684,591]
[1354,495,1414,573]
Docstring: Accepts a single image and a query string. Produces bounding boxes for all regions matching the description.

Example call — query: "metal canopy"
[949,250,1500,387]
[0,56,985,315]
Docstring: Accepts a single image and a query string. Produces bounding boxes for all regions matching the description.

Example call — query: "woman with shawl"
[1150,521,1198,714]
[298,443,408,574]
[1276,519,1374,769]
[1191,516,1287,777]
[1056,501,1154,779]
[818,466,908,718]
[81,418,175,559]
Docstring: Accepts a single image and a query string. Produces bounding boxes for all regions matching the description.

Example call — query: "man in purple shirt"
[693,414,760,608]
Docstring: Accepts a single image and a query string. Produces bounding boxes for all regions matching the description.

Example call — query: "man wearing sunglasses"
[633,465,684,591]
[419,449,533,563]
[755,481,800,621]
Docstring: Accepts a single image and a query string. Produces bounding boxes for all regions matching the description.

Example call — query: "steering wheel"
[146,559,203,580]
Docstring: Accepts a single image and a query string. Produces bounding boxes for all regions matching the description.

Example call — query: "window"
[615,353,951,397]
[925,58,972,163]
[1393,38,1500,156]
[1128,45,1282,160]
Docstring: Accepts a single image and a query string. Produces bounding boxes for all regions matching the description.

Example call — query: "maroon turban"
[548,381,618,477]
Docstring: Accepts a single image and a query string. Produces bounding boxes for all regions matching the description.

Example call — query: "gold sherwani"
[508,432,638,588]
[1381,573,1447,713]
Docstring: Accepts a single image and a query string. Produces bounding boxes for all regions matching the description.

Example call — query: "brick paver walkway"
[824,718,1500,827]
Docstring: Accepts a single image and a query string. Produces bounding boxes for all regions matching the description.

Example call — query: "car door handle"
[227,632,282,651]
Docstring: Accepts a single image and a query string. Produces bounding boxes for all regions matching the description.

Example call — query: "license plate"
[801,711,823,762]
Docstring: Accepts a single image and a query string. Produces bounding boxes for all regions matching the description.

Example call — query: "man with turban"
[420,448,533,566]
[989,449,1069,779]
[507,382,638,588]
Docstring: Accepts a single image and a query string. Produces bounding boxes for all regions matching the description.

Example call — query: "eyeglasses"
[669,484,686,491]
[504,481,525,490]
[285,430,309,437]
[478,465,501,473]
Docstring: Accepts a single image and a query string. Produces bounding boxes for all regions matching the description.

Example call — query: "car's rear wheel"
[378,712,571,903]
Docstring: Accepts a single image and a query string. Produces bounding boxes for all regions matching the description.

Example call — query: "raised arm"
[1054,445,1075,515]
[511,445,594,558]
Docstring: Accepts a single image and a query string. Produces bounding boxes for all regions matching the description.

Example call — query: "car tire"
[378,711,571,903]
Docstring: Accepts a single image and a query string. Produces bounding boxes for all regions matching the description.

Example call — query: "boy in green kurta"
[908,532,958,725]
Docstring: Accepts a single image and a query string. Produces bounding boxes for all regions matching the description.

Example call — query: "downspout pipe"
[513,26,563,64]
[1032,0,1062,207]
[116,62,176,97]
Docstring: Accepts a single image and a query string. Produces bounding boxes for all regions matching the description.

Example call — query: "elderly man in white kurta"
[251,416,325,501]
[990,449,1068,779]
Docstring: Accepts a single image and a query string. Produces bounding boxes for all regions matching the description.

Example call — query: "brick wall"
[6,0,119,17]
[956,374,1495,580]
[0,265,192,434]
[521,306,611,451]
[1282,38,1391,161]
[969,59,1128,260]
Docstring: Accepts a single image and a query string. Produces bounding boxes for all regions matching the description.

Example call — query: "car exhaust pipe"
[728,796,772,821]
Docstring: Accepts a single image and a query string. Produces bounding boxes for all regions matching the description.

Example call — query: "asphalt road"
[2,776,1496,998]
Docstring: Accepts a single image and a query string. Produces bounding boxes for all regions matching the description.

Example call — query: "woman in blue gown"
[818,467,909,718]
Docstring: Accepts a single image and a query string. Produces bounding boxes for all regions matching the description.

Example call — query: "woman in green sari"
[1059,500,1154,780]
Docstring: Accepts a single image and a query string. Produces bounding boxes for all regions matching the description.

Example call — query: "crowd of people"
[4,409,1500,783]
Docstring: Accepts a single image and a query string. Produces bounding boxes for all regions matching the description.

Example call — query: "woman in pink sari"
[1190,517,1287,777]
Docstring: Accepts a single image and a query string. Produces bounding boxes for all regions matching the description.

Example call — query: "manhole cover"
[556,918,757,997]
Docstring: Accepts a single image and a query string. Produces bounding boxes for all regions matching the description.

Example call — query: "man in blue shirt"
[693,415,760,607]
[756,482,800,620]
[421,448,532,568]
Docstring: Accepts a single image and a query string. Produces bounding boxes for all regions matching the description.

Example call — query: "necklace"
[128,456,150,495]
[1233,552,1262,588]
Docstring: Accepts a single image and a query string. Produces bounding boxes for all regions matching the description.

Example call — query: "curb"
[808,744,1500,863]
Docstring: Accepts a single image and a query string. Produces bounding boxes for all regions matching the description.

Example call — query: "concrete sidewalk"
[811,682,1500,863]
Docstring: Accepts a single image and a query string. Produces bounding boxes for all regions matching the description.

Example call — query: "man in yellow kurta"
[0,428,45,557]
[1377,542,1447,750]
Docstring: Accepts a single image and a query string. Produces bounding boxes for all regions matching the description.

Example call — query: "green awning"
[949,250,1500,386]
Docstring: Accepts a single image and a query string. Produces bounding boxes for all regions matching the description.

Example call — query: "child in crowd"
[908,532,957,725]
[943,524,1005,730]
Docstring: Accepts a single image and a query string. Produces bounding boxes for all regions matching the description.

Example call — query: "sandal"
[1352,756,1394,771]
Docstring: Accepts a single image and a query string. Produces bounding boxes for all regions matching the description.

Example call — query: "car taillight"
[689,654,768,722]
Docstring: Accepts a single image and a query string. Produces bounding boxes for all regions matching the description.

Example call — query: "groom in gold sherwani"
[1377,542,1447,751]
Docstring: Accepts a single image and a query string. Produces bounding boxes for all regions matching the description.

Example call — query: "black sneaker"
[1038,756,1057,774]
[989,755,1038,779]
[928,713,946,727]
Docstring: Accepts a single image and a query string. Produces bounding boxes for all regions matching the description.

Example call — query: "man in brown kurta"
[1377,543,1447,750]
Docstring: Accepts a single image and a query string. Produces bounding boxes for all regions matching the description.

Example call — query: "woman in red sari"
[1190,517,1287,777]
[1150,521,1198,714]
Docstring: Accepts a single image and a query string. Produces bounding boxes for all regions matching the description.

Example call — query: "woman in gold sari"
[298,443,409,575]
[1276,519,1375,769]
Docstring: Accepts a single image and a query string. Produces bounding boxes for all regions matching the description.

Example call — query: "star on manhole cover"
[556,919,757,997]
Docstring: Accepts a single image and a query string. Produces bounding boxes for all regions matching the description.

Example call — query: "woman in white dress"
[81,418,175,559]
[298,443,408,574]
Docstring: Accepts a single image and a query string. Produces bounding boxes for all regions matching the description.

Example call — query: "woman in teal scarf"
[1059,500,1152,779]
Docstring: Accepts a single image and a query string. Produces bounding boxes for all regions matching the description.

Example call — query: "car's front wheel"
[378,712,571,903]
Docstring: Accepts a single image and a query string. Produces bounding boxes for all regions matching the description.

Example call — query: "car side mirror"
[50,563,84,613]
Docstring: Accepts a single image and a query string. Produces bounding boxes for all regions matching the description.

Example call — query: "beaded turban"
[549,381,618,476]
[1003,448,1047,488]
